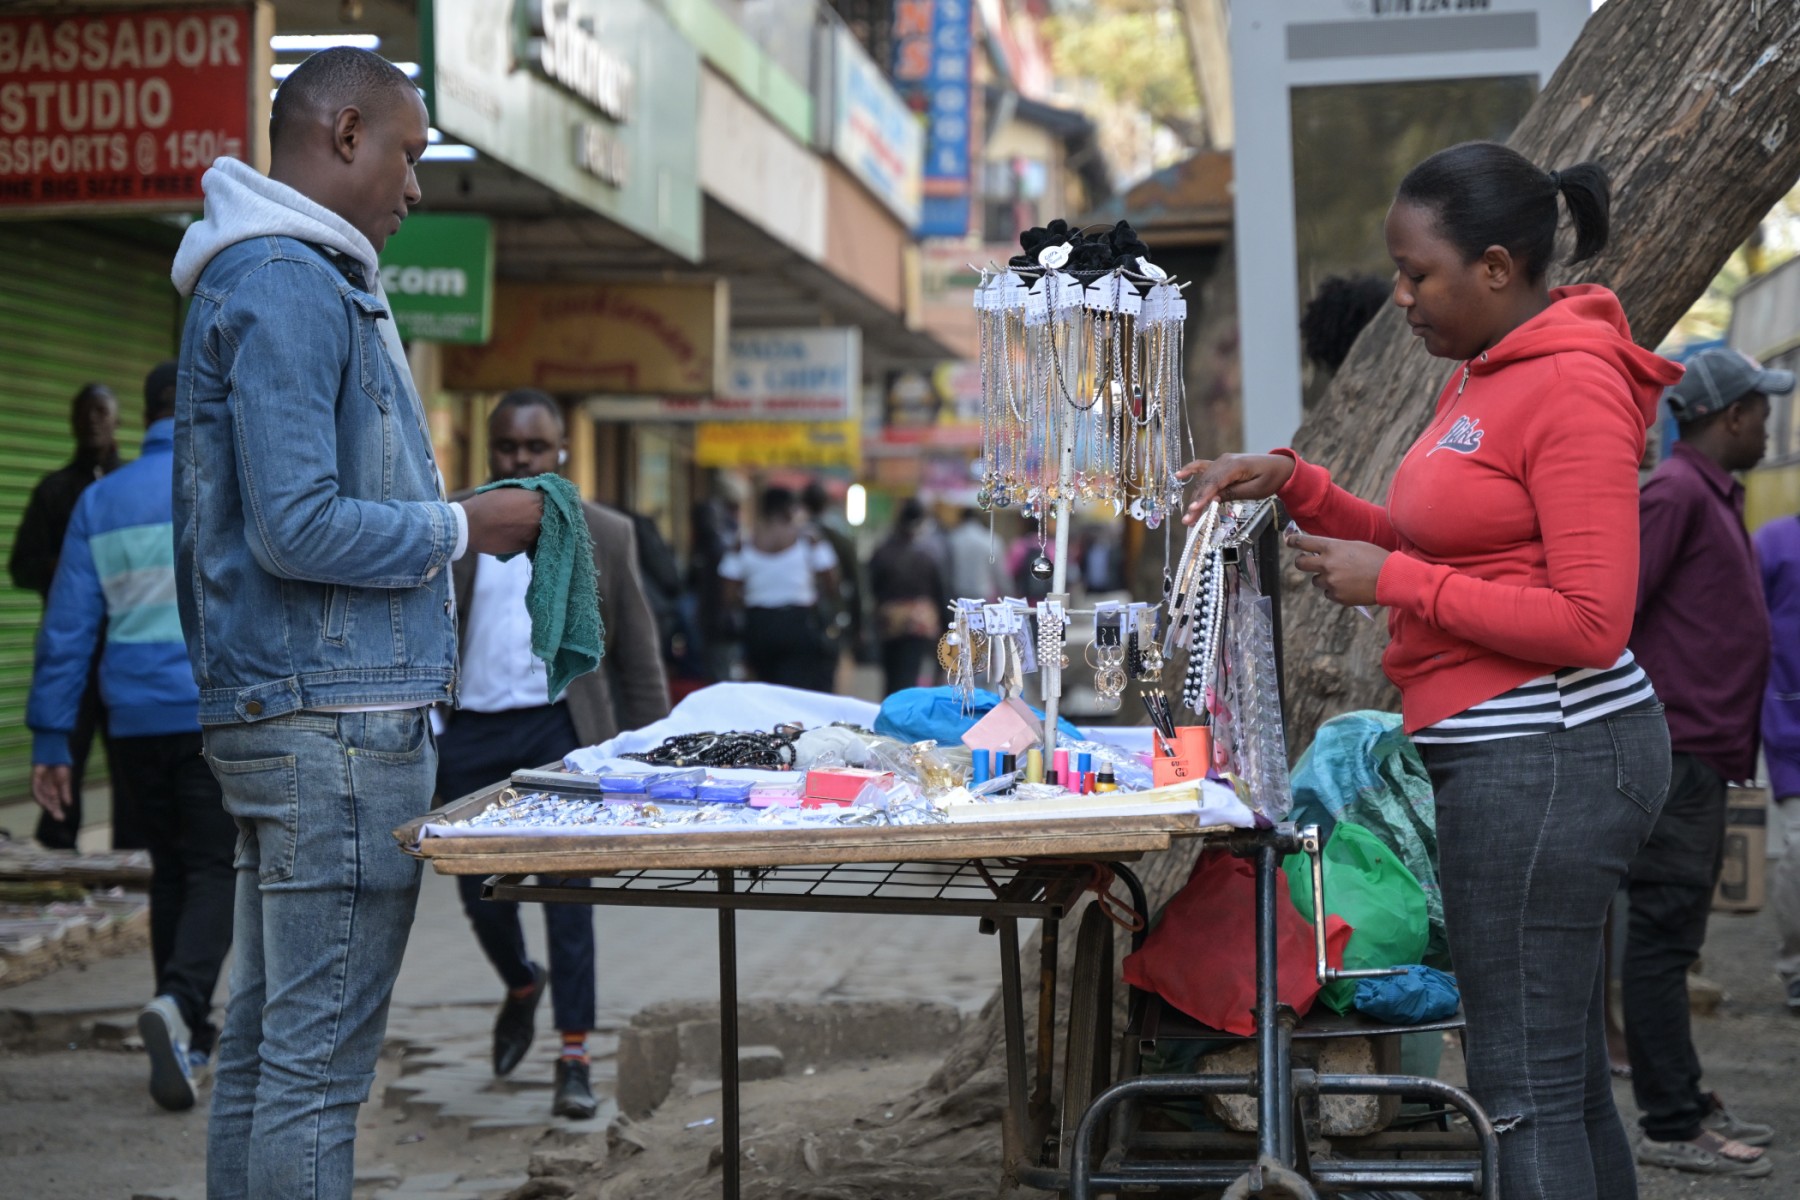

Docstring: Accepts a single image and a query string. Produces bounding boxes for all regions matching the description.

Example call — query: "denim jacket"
[173,233,461,724]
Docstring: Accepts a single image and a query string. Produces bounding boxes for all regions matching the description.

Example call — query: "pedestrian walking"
[438,390,670,1120]
[688,494,741,684]
[1183,141,1682,1200]
[26,362,235,1113]
[718,486,839,692]
[869,498,948,694]
[803,479,866,666]
[1761,505,1800,1014]
[1623,348,1786,1178]
[170,48,542,1199]
[11,381,122,849]
[945,507,1004,602]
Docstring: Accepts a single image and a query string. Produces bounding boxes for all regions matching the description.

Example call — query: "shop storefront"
[0,2,267,804]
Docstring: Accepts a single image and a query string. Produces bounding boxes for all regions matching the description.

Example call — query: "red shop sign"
[0,5,261,214]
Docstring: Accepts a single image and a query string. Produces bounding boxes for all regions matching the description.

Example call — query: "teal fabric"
[1289,710,1448,967]
[474,473,603,697]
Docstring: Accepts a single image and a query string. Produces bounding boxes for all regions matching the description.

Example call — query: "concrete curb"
[616,997,962,1118]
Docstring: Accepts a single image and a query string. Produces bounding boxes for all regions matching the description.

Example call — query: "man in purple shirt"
[1626,348,1785,1178]
[1758,508,1800,1012]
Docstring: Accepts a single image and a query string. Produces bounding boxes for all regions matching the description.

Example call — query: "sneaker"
[138,996,197,1112]
[1636,1131,1772,1178]
[1701,1093,1774,1147]
[552,1057,598,1120]
[492,962,546,1077]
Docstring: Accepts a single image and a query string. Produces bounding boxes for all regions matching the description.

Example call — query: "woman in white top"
[718,486,840,691]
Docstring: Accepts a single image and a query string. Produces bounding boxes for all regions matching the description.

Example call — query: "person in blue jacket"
[27,362,236,1114]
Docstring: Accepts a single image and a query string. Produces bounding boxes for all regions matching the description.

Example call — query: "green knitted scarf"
[473,473,603,697]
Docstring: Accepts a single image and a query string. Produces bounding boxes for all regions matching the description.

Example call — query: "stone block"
[737,1044,785,1081]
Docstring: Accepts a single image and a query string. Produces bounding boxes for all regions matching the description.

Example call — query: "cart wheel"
[1060,901,1114,1168]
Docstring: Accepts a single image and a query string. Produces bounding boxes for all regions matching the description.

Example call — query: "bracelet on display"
[621,729,800,771]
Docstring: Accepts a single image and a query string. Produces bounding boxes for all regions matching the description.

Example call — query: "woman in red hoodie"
[1185,142,1685,1200]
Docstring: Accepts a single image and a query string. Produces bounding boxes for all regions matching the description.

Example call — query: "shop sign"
[718,328,860,421]
[424,0,701,260]
[582,327,861,422]
[694,420,860,470]
[878,362,983,447]
[378,214,494,344]
[825,25,920,227]
[891,0,973,237]
[0,4,266,214]
[441,280,725,395]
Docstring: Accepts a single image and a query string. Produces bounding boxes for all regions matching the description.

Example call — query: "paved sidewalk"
[2,865,1002,1199]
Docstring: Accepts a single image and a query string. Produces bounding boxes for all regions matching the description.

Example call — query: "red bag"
[1123,848,1352,1036]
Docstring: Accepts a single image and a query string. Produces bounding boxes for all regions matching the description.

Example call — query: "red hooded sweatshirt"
[1274,285,1684,733]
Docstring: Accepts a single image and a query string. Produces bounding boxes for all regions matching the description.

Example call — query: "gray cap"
[1666,348,1795,422]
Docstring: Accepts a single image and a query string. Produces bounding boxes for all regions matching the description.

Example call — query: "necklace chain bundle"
[975,256,1188,530]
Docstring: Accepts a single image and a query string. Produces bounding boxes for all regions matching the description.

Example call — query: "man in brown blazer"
[437,389,669,1118]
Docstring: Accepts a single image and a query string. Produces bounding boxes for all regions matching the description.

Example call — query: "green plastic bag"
[1284,821,1429,1013]
[1289,711,1448,967]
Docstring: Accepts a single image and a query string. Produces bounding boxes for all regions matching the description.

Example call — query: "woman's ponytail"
[1552,161,1611,264]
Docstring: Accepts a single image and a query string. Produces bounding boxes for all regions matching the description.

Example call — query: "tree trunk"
[1280,0,1800,751]
[581,5,1800,1196]
[916,4,1800,1189]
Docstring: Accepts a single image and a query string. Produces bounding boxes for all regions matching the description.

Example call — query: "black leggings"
[743,605,834,692]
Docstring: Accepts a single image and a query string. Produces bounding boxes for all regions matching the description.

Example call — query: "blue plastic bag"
[1352,964,1460,1025]
[874,687,1084,746]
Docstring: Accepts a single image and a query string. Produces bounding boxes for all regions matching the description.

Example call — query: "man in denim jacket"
[170,50,540,1199]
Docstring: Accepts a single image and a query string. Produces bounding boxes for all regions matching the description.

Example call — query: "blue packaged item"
[598,775,650,794]
[696,780,754,805]
[647,777,702,801]
[972,749,991,785]
[875,687,1085,746]
[1352,964,1460,1025]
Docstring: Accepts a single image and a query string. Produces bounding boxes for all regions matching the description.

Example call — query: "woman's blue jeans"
[1421,702,1670,1200]
[202,710,435,1200]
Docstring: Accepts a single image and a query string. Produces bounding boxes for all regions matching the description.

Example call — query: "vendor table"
[398,793,1497,1200]
[402,786,1208,1199]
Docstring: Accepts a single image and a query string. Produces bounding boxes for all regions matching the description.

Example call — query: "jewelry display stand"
[963,221,1196,762]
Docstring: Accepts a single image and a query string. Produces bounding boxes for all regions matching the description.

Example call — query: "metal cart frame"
[408,516,1499,1197]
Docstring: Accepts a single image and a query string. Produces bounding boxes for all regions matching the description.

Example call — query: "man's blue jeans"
[1421,702,1670,1200]
[203,710,435,1200]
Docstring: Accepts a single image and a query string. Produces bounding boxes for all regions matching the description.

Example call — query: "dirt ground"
[0,1039,585,1200]
[4,903,1798,1199]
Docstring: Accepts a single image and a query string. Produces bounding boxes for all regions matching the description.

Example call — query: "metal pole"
[717,869,740,1200]
[1042,382,1078,762]
[1031,917,1060,1136]
[1255,841,1284,1164]
[997,917,1032,1175]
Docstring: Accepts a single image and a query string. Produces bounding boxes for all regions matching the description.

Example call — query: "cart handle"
[1301,824,1407,988]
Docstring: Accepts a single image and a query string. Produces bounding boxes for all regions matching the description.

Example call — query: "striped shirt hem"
[1412,652,1657,745]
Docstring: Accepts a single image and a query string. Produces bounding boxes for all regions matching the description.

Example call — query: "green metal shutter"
[0,220,180,803]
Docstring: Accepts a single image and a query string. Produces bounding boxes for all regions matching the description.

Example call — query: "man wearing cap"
[26,361,238,1112]
[1624,347,1786,1178]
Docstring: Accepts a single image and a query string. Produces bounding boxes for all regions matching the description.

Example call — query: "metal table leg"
[717,868,740,1200]
[996,916,1032,1178]
[1255,840,1296,1168]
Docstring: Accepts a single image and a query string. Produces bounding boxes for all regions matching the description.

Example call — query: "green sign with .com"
[378,213,494,344]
